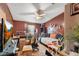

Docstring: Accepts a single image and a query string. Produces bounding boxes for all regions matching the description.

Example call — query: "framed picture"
[70,3,79,15]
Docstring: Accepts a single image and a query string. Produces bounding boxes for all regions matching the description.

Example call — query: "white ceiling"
[7,3,66,24]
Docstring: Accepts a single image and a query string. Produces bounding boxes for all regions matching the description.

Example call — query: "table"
[22,45,32,51]
[22,45,33,56]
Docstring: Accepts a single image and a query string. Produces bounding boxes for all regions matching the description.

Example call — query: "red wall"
[13,20,41,35]
[44,13,64,28]
[0,3,13,24]
[0,3,13,46]
[13,20,26,32]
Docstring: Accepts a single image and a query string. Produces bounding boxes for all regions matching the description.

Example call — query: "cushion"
[50,33,56,38]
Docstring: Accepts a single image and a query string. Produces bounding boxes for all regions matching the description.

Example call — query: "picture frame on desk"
[70,3,79,16]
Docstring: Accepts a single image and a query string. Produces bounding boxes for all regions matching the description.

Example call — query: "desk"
[0,38,18,56]
[40,37,67,56]
[13,36,20,39]
[13,36,20,48]
[47,44,62,55]
[19,38,30,50]
[48,43,62,51]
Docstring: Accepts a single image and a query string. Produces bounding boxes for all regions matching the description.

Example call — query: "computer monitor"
[4,20,13,45]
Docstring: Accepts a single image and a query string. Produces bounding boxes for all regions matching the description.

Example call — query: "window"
[28,25,35,35]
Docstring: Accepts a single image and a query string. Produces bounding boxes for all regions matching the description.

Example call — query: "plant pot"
[74,42,79,53]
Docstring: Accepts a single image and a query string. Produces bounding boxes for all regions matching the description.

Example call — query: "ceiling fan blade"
[19,12,34,15]
[44,5,53,11]
[32,3,40,10]
[44,3,66,12]
[44,3,58,12]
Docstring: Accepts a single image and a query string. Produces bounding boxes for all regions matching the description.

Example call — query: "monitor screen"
[5,20,13,32]
[4,20,13,45]
[0,18,13,52]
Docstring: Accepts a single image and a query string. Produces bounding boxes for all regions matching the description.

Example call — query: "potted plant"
[71,25,79,53]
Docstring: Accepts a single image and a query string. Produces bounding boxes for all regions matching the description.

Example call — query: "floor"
[17,43,48,56]
[17,38,49,56]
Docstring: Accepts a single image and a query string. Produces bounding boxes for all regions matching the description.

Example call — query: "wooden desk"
[13,36,20,50]
[13,36,20,39]
[40,39,67,56]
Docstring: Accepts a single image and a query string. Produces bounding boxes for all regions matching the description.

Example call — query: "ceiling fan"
[19,3,55,20]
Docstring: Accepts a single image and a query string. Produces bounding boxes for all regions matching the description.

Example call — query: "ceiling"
[7,3,66,24]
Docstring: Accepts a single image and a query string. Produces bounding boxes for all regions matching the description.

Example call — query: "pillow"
[50,33,56,38]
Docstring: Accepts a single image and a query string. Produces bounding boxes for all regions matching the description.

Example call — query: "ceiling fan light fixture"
[35,12,46,20]
[39,13,46,17]
[36,16,42,20]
